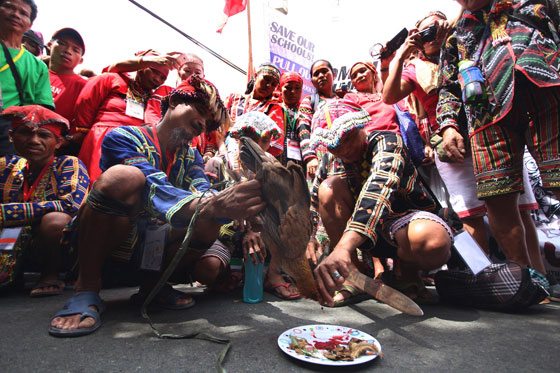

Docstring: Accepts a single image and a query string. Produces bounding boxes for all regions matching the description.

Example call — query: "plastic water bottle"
[243,259,264,303]
[458,60,487,105]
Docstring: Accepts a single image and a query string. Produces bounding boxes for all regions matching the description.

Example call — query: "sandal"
[332,284,370,308]
[49,291,105,338]
[265,282,301,300]
[385,275,438,305]
[131,284,196,310]
[30,280,65,297]
[548,283,560,302]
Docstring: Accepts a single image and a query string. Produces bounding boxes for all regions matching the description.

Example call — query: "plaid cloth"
[435,262,549,311]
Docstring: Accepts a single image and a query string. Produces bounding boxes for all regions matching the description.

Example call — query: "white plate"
[277,324,381,366]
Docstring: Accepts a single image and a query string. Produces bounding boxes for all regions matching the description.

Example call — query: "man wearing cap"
[0,105,89,293]
[49,76,265,337]
[308,99,452,307]
[22,29,42,56]
[47,28,86,124]
[0,0,53,155]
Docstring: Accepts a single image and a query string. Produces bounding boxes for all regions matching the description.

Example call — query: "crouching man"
[0,105,89,294]
[309,100,452,307]
[49,76,265,337]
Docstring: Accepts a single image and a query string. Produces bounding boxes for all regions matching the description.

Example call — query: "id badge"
[125,98,145,120]
[140,224,168,271]
[286,139,302,161]
[0,227,23,251]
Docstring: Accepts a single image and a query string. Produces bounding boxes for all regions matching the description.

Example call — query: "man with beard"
[49,76,265,338]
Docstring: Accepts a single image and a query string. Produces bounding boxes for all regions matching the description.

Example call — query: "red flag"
[217,0,248,33]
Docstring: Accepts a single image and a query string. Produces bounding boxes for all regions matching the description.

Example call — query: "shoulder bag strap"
[1,41,25,105]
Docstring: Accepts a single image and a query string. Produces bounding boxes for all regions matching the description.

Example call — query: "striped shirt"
[101,126,212,228]
[437,0,560,133]
[0,155,89,227]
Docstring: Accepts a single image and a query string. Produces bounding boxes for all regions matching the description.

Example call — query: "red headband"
[1,105,69,137]
[280,71,303,88]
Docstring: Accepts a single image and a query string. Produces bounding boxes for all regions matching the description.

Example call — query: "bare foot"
[50,305,98,331]
[30,276,64,297]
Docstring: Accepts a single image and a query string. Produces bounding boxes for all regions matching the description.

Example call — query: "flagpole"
[127,0,246,75]
[246,0,255,81]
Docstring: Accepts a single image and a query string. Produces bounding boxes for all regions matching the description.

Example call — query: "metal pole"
[127,0,247,75]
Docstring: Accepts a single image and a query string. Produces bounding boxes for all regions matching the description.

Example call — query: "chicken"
[239,136,320,300]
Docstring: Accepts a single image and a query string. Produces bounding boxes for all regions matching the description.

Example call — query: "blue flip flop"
[48,291,105,338]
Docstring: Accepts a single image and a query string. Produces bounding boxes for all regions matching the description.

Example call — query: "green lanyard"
[284,108,298,136]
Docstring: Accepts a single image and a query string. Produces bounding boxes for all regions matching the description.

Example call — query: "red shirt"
[71,73,145,134]
[344,92,400,134]
[49,71,87,122]
[144,85,173,125]
[401,63,438,133]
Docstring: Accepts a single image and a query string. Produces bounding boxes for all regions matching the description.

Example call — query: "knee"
[318,176,352,214]
[38,212,72,241]
[318,178,338,206]
[93,165,145,204]
[407,220,452,270]
[194,256,225,285]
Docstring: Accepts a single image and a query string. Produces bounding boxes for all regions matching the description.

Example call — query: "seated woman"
[329,61,404,303]
[221,112,301,300]
[309,100,452,307]
[0,106,89,295]
[69,50,171,182]
[297,59,337,179]
[225,63,285,158]
[279,71,305,166]
[345,61,401,135]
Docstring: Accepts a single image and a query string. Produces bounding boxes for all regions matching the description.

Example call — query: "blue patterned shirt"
[0,155,89,227]
[101,126,212,228]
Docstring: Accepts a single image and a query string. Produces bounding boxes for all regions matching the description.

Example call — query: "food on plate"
[289,336,317,357]
[322,337,379,361]
[288,335,380,361]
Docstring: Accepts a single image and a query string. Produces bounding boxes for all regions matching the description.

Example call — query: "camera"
[379,28,408,59]
[418,24,438,43]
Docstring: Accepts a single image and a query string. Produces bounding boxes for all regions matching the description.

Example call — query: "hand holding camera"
[372,20,449,65]
[418,24,438,43]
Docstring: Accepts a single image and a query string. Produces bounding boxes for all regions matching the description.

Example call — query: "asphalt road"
[1,286,558,372]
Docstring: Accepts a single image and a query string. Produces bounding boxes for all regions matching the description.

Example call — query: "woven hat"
[310,99,372,151]
[229,111,282,140]
[161,75,230,132]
